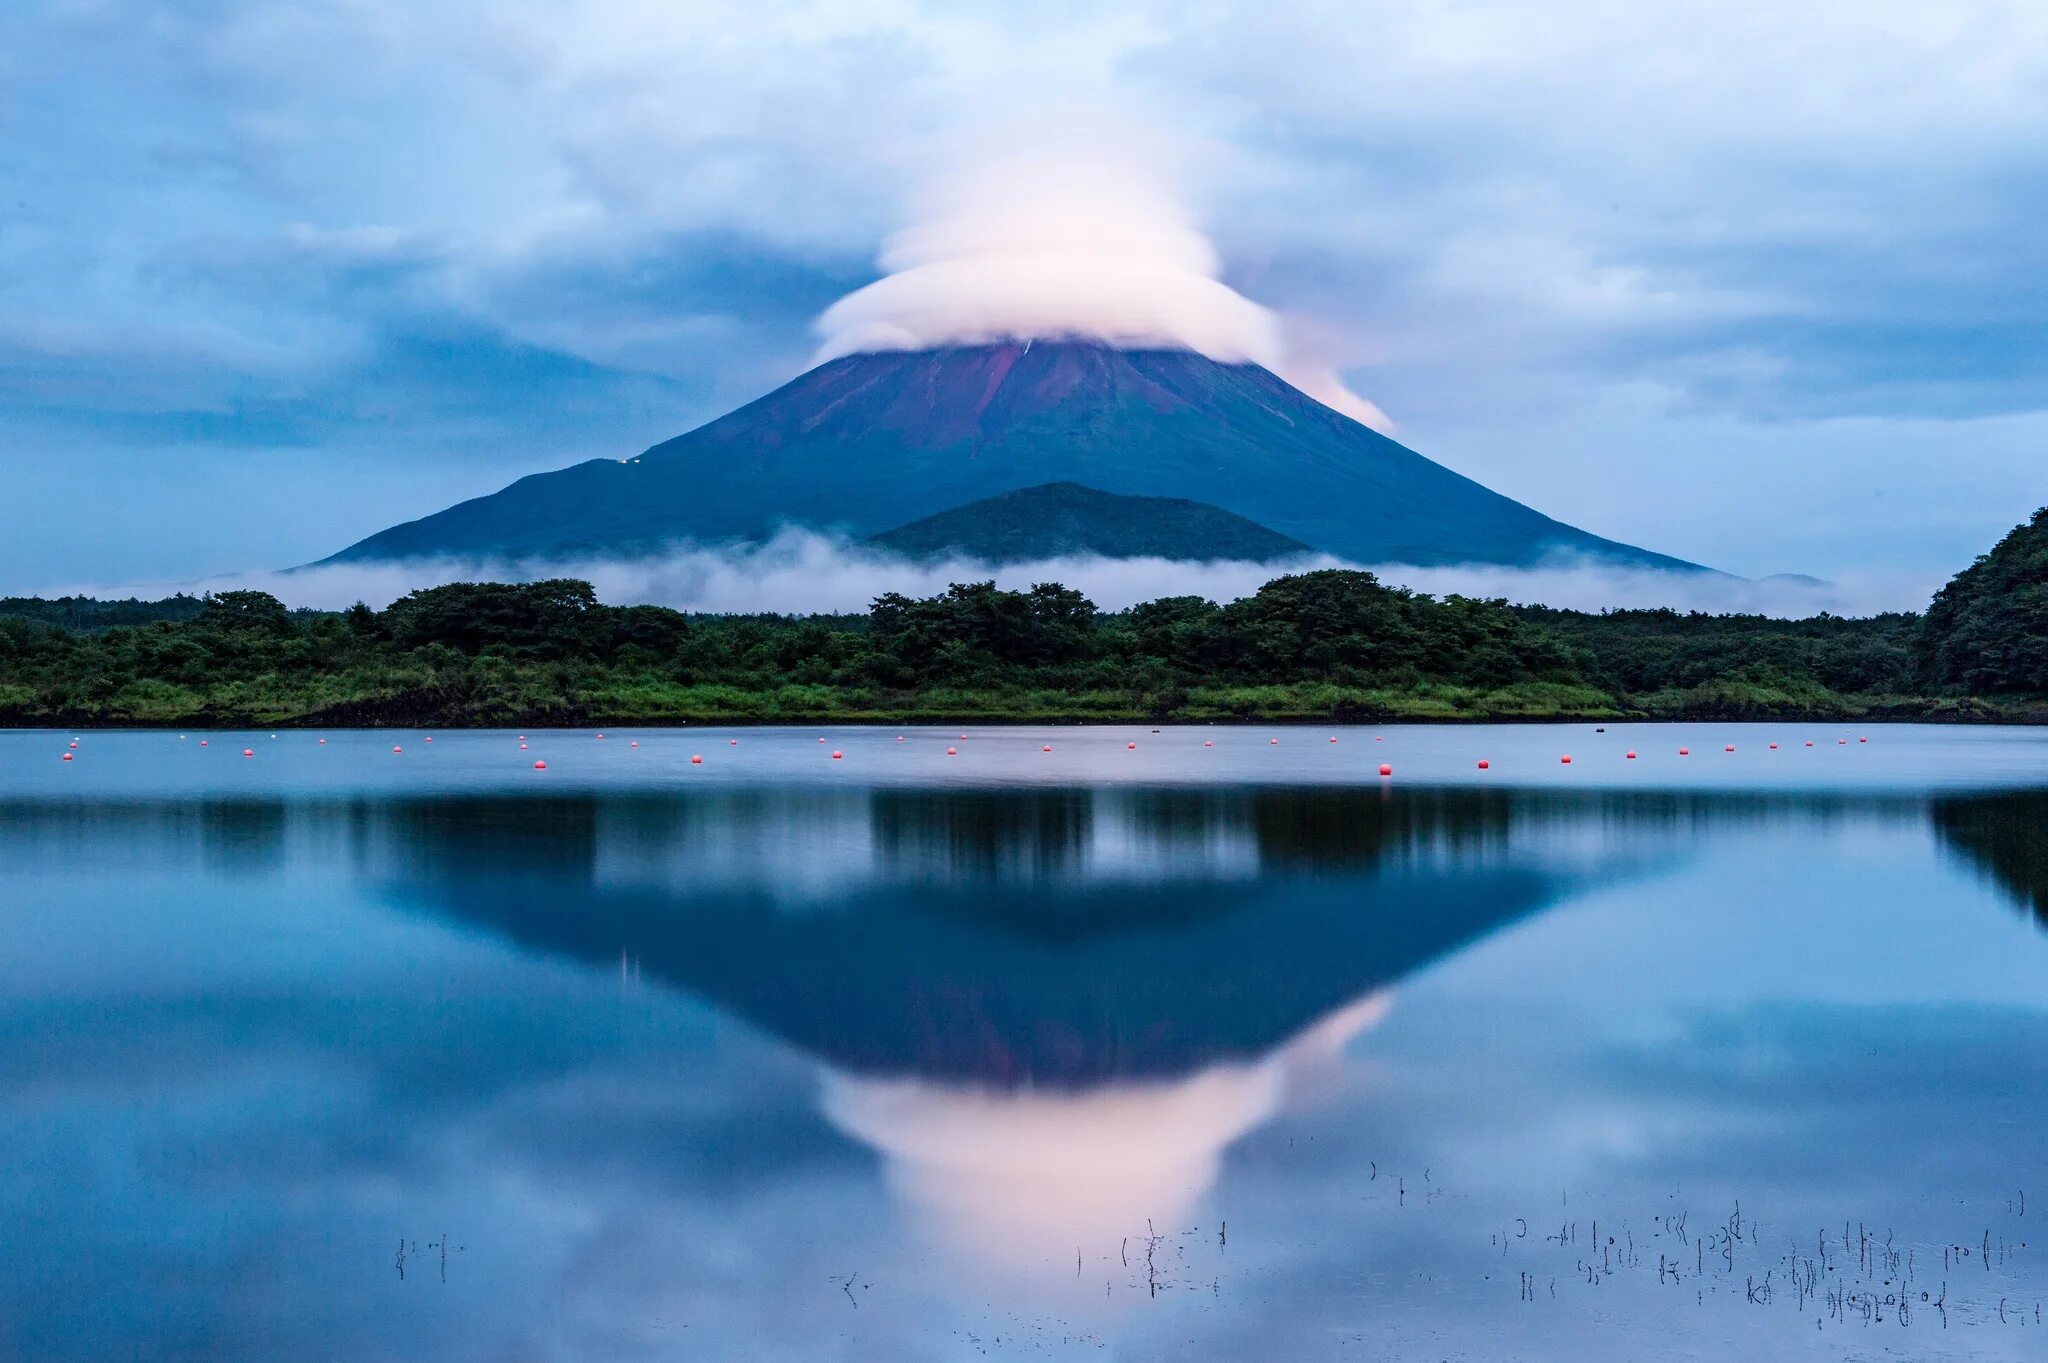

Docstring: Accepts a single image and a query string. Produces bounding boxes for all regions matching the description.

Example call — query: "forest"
[1,509,2041,728]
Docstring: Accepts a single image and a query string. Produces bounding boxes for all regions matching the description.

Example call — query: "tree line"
[0,507,2041,727]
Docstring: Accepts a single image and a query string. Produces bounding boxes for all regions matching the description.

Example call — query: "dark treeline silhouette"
[1,507,2042,727]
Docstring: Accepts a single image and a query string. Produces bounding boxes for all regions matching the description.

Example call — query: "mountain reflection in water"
[1,769,2045,1360]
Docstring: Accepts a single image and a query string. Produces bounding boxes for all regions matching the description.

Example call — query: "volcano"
[323,341,1707,570]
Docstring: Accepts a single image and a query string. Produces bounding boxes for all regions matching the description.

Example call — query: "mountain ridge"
[866,482,1313,562]
[322,341,1712,572]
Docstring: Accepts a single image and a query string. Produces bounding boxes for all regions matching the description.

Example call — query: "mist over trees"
[1,513,2043,727]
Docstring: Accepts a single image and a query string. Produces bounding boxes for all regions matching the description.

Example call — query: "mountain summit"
[323,341,1707,571]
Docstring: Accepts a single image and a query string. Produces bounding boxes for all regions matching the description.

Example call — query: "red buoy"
[1127,742,1137,749]
[1626,751,1637,759]
[1270,738,1279,745]
[520,742,528,750]
[1839,739,1847,745]
[946,747,957,756]
[393,746,402,754]
[831,750,842,759]
[1805,740,1814,747]
[1679,747,1689,755]
[730,738,738,745]
[1725,744,1735,752]
[1859,736,1868,743]
[691,755,702,764]
[1477,759,1489,770]
[1378,763,1392,776]
[61,752,72,761]
[1768,742,1778,749]
[534,760,547,769]
[629,740,638,747]
[597,733,605,740]
[1329,736,1338,743]
[1204,740,1213,747]
[1560,754,1572,764]
[1042,745,1052,752]
[318,738,326,745]
[818,737,826,743]
[424,736,433,743]
[895,736,903,742]
[243,748,254,757]
[199,740,208,747]
[68,741,77,749]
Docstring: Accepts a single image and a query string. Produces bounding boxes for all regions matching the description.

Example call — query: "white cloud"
[813,132,1396,431]
[58,530,1932,618]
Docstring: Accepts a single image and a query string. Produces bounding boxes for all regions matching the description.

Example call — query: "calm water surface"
[2,724,2045,1361]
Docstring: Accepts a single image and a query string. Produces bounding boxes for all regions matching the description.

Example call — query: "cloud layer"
[56,531,1934,619]
[813,139,1394,429]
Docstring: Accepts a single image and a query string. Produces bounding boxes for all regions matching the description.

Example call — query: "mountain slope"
[324,341,1709,571]
[867,482,1312,562]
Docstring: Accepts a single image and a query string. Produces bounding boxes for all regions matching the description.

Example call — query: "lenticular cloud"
[813,145,1393,432]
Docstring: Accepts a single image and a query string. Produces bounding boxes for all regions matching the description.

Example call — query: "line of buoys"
[1378,763,1392,777]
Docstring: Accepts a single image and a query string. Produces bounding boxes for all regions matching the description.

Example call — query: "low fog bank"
[49,531,1932,619]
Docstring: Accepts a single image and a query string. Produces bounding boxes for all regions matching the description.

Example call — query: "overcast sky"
[3,1,2045,596]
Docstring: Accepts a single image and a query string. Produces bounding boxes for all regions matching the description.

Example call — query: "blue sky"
[2,1,2045,598]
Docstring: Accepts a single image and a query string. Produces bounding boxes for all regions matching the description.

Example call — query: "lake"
[2,723,2044,1361]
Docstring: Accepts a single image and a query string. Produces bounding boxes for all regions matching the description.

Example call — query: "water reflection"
[362,789,1570,1085]
[1932,789,2048,928]
[363,788,1574,1274]
[2,780,2044,1358]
